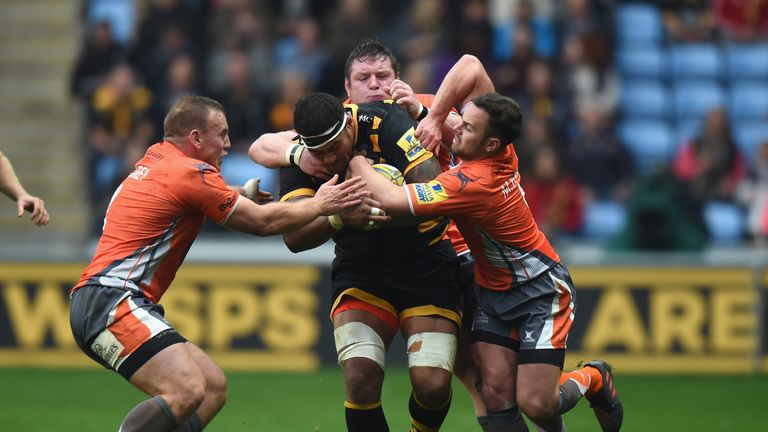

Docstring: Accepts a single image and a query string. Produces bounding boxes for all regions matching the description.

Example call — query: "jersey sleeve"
[378,104,433,176]
[404,170,485,217]
[279,166,317,202]
[176,163,241,224]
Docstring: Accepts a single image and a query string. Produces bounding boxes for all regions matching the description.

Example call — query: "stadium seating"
[669,44,724,80]
[732,121,768,163]
[703,202,745,245]
[582,200,628,240]
[616,4,664,44]
[620,80,669,118]
[675,119,701,147]
[725,43,768,80]
[729,82,768,120]
[617,45,667,78]
[673,80,724,120]
[618,119,675,172]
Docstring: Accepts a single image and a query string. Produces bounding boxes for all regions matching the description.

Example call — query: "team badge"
[397,127,426,162]
[413,181,448,204]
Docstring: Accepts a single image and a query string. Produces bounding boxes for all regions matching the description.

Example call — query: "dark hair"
[293,92,345,138]
[164,95,224,138]
[472,93,522,150]
[344,38,400,79]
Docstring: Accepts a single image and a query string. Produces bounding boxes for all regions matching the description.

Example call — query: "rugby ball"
[372,163,405,186]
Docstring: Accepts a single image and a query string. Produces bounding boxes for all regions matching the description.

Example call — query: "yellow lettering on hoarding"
[161,283,204,343]
[583,288,646,352]
[711,290,755,352]
[262,286,319,350]
[4,282,75,348]
[651,289,705,352]
[208,284,261,350]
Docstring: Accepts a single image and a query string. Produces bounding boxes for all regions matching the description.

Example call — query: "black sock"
[172,412,202,432]
[409,391,452,431]
[345,401,389,432]
[119,396,178,432]
[478,406,529,432]
[556,379,584,415]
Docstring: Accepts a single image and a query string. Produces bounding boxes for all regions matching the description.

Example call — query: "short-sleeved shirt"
[404,146,560,291]
[71,141,241,303]
[280,101,451,260]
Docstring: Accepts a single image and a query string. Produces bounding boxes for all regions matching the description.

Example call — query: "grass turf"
[0,368,765,431]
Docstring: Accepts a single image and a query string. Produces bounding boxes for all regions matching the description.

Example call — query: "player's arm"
[249,131,333,179]
[416,55,495,150]
[0,150,49,225]
[224,175,367,236]
[348,155,410,217]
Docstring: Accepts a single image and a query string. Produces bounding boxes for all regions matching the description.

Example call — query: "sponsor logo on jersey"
[358,114,372,123]
[218,195,237,212]
[397,128,426,162]
[129,165,151,181]
[413,181,448,204]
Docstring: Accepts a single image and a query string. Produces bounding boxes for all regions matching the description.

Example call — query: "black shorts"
[70,286,186,380]
[330,240,461,327]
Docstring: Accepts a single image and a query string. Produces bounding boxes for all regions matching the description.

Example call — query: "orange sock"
[560,367,603,397]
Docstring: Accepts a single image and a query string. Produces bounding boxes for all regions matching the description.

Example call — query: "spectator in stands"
[493,24,536,98]
[568,103,634,202]
[517,59,568,132]
[267,71,309,133]
[662,0,718,42]
[714,0,768,40]
[561,31,619,116]
[87,63,154,219]
[673,108,747,203]
[523,144,584,240]
[0,150,49,226]
[736,140,768,244]
[70,20,124,100]
[273,16,328,89]
[213,49,269,151]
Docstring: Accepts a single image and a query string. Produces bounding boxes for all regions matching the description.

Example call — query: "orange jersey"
[72,142,241,303]
[345,93,470,255]
[404,146,560,291]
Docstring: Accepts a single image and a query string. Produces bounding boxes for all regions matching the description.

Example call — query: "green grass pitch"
[0,368,765,431]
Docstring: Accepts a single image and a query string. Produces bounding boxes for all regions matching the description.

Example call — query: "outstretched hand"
[314,174,370,215]
[339,196,391,229]
[18,193,49,226]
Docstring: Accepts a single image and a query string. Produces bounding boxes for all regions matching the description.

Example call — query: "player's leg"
[471,340,529,432]
[182,342,228,426]
[558,360,623,432]
[511,263,580,432]
[123,342,208,431]
[401,315,458,432]
[453,252,486,417]
[69,286,203,431]
[333,296,397,432]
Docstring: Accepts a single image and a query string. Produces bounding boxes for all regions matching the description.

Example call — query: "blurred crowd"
[71,0,768,249]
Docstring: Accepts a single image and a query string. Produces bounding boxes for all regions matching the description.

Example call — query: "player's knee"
[406,332,457,373]
[344,360,384,402]
[411,372,452,408]
[172,373,207,416]
[517,392,557,422]
[334,322,387,370]
[206,367,228,410]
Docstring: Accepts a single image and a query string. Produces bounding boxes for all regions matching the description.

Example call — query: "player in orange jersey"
[0,149,49,225]
[69,95,368,432]
[348,55,624,432]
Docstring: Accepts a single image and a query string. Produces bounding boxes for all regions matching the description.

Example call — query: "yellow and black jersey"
[279,101,452,260]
